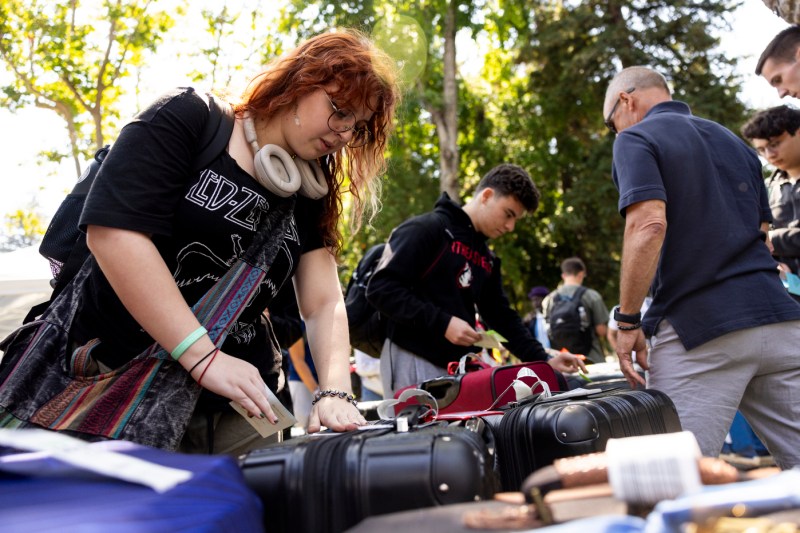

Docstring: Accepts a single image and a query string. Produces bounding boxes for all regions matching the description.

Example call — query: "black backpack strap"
[194,93,235,173]
[419,212,454,280]
[573,286,589,333]
[573,285,587,303]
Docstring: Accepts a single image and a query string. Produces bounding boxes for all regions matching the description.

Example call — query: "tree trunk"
[439,0,460,202]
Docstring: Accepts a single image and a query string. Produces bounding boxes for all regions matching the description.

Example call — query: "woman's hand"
[306,396,366,433]
[191,350,279,423]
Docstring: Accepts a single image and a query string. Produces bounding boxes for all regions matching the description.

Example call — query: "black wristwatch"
[613,305,641,324]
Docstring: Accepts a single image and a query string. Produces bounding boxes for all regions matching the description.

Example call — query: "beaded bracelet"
[311,389,358,407]
[617,322,642,331]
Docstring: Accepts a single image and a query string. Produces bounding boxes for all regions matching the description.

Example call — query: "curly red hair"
[235,29,399,255]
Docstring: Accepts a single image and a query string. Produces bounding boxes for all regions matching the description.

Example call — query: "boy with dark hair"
[741,105,800,275]
[366,164,586,396]
[741,104,800,139]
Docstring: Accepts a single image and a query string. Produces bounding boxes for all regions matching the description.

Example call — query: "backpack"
[25,93,235,323]
[546,286,593,355]
[345,243,387,358]
[345,214,454,358]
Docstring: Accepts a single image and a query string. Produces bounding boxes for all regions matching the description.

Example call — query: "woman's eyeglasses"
[323,92,371,148]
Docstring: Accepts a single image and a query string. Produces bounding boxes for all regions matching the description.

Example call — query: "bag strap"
[572,285,587,304]
[419,212,454,279]
[194,93,235,173]
[183,197,296,348]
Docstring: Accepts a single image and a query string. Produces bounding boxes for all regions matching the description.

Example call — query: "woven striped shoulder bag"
[0,198,294,450]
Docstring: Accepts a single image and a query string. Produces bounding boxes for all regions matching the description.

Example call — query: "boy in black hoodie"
[366,164,587,397]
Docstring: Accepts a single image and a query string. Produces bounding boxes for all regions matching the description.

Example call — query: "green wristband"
[171,326,208,361]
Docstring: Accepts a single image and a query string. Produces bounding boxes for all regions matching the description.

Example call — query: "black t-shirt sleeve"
[297,196,325,254]
[80,88,212,236]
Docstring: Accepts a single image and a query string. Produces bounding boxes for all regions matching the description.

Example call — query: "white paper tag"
[473,331,507,350]
[606,431,702,505]
[229,384,296,439]
[0,429,192,493]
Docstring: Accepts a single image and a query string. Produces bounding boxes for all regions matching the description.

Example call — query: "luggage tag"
[606,431,703,505]
[0,429,192,493]
[229,384,296,439]
[785,271,800,296]
[473,330,508,351]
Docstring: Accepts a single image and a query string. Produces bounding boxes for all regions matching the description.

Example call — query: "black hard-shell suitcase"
[239,424,498,533]
[488,388,682,490]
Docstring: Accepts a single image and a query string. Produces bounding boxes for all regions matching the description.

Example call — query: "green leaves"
[0,0,175,174]
[0,0,750,306]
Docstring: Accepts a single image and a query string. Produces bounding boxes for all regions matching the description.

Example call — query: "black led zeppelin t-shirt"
[75,88,324,386]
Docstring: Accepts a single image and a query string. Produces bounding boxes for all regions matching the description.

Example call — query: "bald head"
[604,67,671,110]
[603,66,672,133]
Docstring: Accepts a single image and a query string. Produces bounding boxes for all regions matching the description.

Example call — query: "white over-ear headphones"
[242,115,329,199]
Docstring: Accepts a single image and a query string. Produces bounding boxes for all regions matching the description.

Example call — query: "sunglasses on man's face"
[604,87,636,135]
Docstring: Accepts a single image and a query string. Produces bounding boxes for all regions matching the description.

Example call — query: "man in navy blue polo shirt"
[604,66,800,468]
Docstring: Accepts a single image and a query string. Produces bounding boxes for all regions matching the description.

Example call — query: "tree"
[1,208,46,251]
[481,0,747,306]
[187,2,286,95]
[266,1,749,308]
[280,0,487,202]
[0,0,175,178]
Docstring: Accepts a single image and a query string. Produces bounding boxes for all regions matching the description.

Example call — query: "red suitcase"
[395,359,565,414]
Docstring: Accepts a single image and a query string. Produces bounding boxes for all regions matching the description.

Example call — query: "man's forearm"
[619,200,667,315]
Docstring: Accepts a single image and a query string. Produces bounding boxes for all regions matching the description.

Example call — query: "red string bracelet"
[197,348,220,386]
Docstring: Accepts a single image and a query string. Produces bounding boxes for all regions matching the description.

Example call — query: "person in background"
[353,349,384,401]
[604,65,800,468]
[523,285,551,349]
[741,105,800,277]
[287,328,319,430]
[757,25,800,100]
[63,29,399,454]
[542,257,610,364]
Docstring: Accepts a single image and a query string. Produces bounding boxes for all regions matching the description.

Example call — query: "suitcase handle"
[447,354,491,375]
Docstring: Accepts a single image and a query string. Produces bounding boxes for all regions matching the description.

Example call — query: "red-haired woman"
[74,29,399,454]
